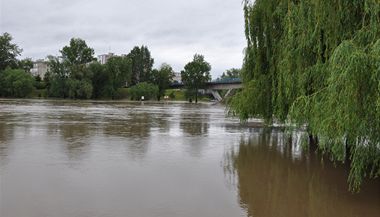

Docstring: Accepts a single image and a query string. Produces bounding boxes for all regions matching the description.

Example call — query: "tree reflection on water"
[224,128,380,217]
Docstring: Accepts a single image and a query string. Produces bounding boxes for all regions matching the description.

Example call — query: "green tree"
[221,68,241,79]
[229,0,380,191]
[46,56,69,98]
[35,74,42,82]
[127,46,154,85]
[103,56,132,99]
[18,58,33,73]
[43,71,51,90]
[60,38,96,65]
[47,38,96,99]
[67,78,93,99]
[88,56,133,99]
[33,75,46,90]
[181,54,211,103]
[0,68,34,97]
[151,63,174,100]
[88,62,107,99]
[0,33,22,71]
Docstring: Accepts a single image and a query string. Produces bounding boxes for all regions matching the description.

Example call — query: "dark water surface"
[0,99,379,217]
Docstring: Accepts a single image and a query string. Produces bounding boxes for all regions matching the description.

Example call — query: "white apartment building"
[31,59,48,78]
[98,53,114,64]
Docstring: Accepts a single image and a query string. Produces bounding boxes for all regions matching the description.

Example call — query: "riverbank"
[0,97,218,106]
[25,88,214,103]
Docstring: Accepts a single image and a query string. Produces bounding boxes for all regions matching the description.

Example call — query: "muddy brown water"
[0,99,379,217]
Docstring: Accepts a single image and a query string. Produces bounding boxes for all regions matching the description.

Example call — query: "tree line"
[0,33,34,97]
[0,33,214,101]
[44,39,175,100]
[229,0,380,191]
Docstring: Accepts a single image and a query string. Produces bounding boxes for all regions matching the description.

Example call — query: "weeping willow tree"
[229,0,380,191]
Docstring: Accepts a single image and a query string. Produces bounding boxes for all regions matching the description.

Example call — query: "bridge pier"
[209,90,223,101]
[207,89,236,102]
[224,89,233,98]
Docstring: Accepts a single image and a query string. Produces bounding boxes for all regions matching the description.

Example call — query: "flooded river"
[0,99,379,217]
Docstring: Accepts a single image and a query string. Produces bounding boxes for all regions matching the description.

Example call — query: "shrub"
[128,82,159,101]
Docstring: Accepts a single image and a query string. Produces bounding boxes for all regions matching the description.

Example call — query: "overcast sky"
[0,0,246,78]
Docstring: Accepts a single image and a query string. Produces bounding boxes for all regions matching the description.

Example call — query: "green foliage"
[32,89,47,98]
[103,56,132,99]
[151,63,174,100]
[35,74,42,82]
[89,62,107,99]
[181,54,211,103]
[165,89,186,101]
[184,89,196,100]
[115,88,129,99]
[220,68,241,79]
[47,38,97,99]
[48,76,68,98]
[127,46,154,85]
[168,91,175,99]
[60,38,96,65]
[0,32,22,71]
[0,33,36,98]
[87,57,132,99]
[34,75,46,90]
[46,56,69,98]
[230,0,380,191]
[0,68,34,98]
[67,79,93,99]
[229,79,273,122]
[18,58,33,73]
[43,38,136,100]
[0,35,154,101]
[128,82,159,101]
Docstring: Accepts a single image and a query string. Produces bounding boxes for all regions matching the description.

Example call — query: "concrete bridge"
[169,78,242,101]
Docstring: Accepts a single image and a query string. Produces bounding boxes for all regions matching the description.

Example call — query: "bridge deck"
[169,80,242,89]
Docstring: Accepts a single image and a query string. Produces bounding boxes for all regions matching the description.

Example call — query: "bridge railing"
[210,77,241,84]
[169,77,242,88]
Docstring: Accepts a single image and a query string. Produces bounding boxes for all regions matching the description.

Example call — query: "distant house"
[98,53,114,64]
[31,59,48,78]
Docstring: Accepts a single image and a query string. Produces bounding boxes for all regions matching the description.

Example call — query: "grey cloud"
[0,0,245,77]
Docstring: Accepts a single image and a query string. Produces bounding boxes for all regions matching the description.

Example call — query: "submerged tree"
[229,0,380,191]
[181,54,211,103]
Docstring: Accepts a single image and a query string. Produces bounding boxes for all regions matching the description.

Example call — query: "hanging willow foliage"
[229,0,380,191]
